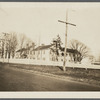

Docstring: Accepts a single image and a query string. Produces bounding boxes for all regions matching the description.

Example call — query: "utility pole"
[58,12,76,72]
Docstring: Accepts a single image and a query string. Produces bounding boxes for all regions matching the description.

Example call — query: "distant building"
[15,43,80,63]
[15,48,27,59]
[33,44,56,61]
[32,44,79,63]
[59,47,79,63]
[15,43,35,59]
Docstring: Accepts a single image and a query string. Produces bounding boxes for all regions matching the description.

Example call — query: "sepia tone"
[0,2,100,92]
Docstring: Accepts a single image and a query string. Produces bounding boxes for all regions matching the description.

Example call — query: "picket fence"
[0,58,100,70]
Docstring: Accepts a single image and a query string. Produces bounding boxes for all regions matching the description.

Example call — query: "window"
[61,59,63,61]
[50,50,52,54]
[43,58,45,60]
[43,50,45,54]
[69,53,71,56]
[30,51,32,54]
[67,53,69,56]
[33,57,35,59]
[34,51,35,55]
[38,51,40,54]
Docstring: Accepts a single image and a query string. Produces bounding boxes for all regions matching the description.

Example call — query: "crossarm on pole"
[58,20,76,26]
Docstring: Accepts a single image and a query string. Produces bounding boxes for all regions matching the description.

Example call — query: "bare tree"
[17,33,27,57]
[19,34,27,49]
[8,32,18,58]
[0,40,4,58]
[0,33,9,58]
[0,32,18,59]
[17,33,35,58]
[69,39,90,62]
[0,32,35,59]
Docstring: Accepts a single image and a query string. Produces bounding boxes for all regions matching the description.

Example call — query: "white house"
[15,43,80,63]
[32,44,56,61]
[32,44,79,63]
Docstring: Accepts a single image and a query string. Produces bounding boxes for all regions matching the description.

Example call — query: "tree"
[51,35,63,60]
[0,32,18,59]
[19,34,26,49]
[8,32,18,58]
[0,40,4,58]
[17,33,35,58]
[0,32,35,59]
[69,39,90,62]
[17,33,27,57]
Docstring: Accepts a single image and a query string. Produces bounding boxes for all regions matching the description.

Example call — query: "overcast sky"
[0,3,100,57]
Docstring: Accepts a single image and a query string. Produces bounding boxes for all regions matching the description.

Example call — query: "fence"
[0,58,100,70]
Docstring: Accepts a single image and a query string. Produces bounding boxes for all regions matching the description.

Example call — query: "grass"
[1,62,100,86]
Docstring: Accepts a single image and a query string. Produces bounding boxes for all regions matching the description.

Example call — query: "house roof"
[34,45,79,54]
[34,44,54,51]
[60,47,80,54]
[16,46,33,52]
[16,48,26,52]
[16,44,80,55]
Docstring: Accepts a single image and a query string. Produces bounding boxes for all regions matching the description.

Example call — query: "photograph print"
[0,2,100,91]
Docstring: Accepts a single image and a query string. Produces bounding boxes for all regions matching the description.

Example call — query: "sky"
[0,3,100,58]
